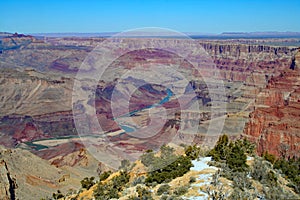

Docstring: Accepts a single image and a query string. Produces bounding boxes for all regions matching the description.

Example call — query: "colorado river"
[117,88,174,133]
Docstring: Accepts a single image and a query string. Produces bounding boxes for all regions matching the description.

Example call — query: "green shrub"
[141,145,193,185]
[119,159,131,170]
[111,171,130,188]
[274,157,300,193]
[99,171,112,182]
[251,158,273,184]
[136,185,153,200]
[263,151,276,164]
[160,145,175,159]
[80,177,95,190]
[231,172,252,190]
[157,184,171,196]
[145,156,192,184]
[185,145,201,160]
[262,149,300,192]
[160,195,168,200]
[52,190,64,200]
[94,171,130,199]
[208,134,229,161]
[94,182,119,200]
[141,151,156,167]
[173,186,188,196]
[127,196,140,200]
[262,185,299,200]
[229,187,257,200]
[132,176,145,186]
[226,142,248,172]
[209,135,249,172]
[251,157,280,188]
[234,138,256,156]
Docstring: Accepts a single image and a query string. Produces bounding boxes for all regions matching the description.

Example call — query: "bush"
[211,170,221,186]
[52,190,64,200]
[144,146,177,172]
[262,149,300,193]
[173,185,188,196]
[112,171,130,188]
[94,182,119,200]
[208,134,229,161]
[226,142,248,172]
[232,172,252,190]
[205,185,228,200]
[127,196,140,200]
[160,145,175,159]
[157,184,171,196]
[141,151,156,167]
[160,195,183,200]
[99,171,112,182]
[263,151,276,164]
[251,158,269,182]
[142,145,193,185]
[262,185,299,200]
[208,135,253,172]
[251,157,278,186]
[185,145,201,160]
[80,177,95,190]
[229,187,257,200]
[145,156,192,184]
[119,159,131,170]
[189,176,196,183]
[274,157,300,193]
[132,176,145,186]
[235,138,256,156]
[160,195,168,200]
[209,135,249,172]
[94,171,130,199]
[136,185,153,200]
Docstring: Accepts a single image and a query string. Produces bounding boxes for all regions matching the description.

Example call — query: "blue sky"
[1,0,299,33]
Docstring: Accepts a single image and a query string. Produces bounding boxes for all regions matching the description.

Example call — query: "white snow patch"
[190,157,218,171]
[185,157,219,200]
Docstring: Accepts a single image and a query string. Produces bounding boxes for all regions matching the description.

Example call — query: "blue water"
[25,142,49,150]
[117,88,173,133]
[117,88,173,118]
[159,88,173,105]
[120,125,135,133]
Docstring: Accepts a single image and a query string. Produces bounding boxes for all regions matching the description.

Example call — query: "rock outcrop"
[243,50,300,158]
[0,160,17,200]
[200,42,296,81]
[0,146,101,199]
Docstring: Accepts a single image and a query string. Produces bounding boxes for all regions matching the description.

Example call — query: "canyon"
[0,33,299,198]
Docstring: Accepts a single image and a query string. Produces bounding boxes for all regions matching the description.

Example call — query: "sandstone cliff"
[0,159,17,200]
[243,49,300,158]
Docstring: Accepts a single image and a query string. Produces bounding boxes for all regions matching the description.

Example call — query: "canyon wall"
[243,50,300,158]
[0,35,299,158]
[200,42,297,81]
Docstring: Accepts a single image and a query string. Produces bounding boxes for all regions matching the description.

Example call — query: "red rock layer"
[243,50,300,158]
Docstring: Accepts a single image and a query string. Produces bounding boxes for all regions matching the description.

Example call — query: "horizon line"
[2,31,300,35]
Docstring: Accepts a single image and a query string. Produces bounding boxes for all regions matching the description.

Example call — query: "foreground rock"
[0,159,17,200]
[0,145,102,199]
